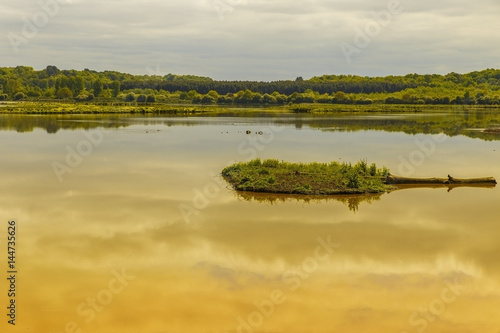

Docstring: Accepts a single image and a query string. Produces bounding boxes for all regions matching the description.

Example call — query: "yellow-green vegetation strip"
[0,102,227,114]
[222,159,392,195]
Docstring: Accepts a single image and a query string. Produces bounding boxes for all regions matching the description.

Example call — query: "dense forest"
[1,66,500,105]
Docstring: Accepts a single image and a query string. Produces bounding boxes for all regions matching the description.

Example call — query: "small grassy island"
[222,159,497,196]
[222,159,391,195]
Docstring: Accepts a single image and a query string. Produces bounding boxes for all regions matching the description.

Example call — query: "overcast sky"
[1,0,499,80]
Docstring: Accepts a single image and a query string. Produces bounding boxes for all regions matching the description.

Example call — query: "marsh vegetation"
[222,159,391,195]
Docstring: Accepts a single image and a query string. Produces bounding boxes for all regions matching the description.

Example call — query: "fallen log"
[483,127,500,134]
[385,174,497,185]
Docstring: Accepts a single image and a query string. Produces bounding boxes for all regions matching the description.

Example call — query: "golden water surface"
[1,113,499,333]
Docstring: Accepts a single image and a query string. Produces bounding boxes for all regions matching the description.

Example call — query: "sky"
[1,0,499,80]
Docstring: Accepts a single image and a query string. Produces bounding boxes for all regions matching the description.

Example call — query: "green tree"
[402,93,415,104]
[14,92,26,100]
[334,91,347,103]
[56,87,73,99]
[5,79,23,96]
[92,80,103,97]
[73,76,85,96]
[125,93,136,102]
[206,90,219,100]
[201,95,215,105]
[44,88,55,98]
[111,81,121,97]
[46,65,60,77]
[99,89,112,99]
[260,93,277,104]
[27,89,41,97]
[235,89,254,104]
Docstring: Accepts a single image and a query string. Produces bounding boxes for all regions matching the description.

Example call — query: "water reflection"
[233,191,384,212]
[0,113,499,333]
[229,181,496,212]
[1,109,500,141]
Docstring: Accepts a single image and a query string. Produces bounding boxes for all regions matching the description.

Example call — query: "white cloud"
[1,0,499,80]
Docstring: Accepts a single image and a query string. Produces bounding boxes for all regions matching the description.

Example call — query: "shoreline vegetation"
[1,66,500,112]
[221,159,497,196]
[1,101,500,115]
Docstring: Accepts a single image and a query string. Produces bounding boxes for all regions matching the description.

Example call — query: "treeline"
[1,66,500,105]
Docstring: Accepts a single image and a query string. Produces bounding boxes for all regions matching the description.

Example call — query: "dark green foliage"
[110,81,121,97]
[125,93,136,102]
[0,66,500,105]
[56,87,73,99]
[45,65,60,77]
[14,92,26,100]
[201,95,215,105]
[92,80,103,97]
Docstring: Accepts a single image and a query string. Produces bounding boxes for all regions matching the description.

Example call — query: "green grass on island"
[222,159,392,195]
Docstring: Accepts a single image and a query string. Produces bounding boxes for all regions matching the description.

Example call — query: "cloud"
[1,0,499,79]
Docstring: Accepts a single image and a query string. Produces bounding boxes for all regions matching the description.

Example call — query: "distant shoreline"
[1,101,499,115]
[2,67,500,108]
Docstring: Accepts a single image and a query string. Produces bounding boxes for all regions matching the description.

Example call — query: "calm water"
[1,111,499,333]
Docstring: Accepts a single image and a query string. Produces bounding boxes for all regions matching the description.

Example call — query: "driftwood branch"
[385,174,497,185]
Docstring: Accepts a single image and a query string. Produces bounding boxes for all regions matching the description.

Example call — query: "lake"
[0,110,499,333]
